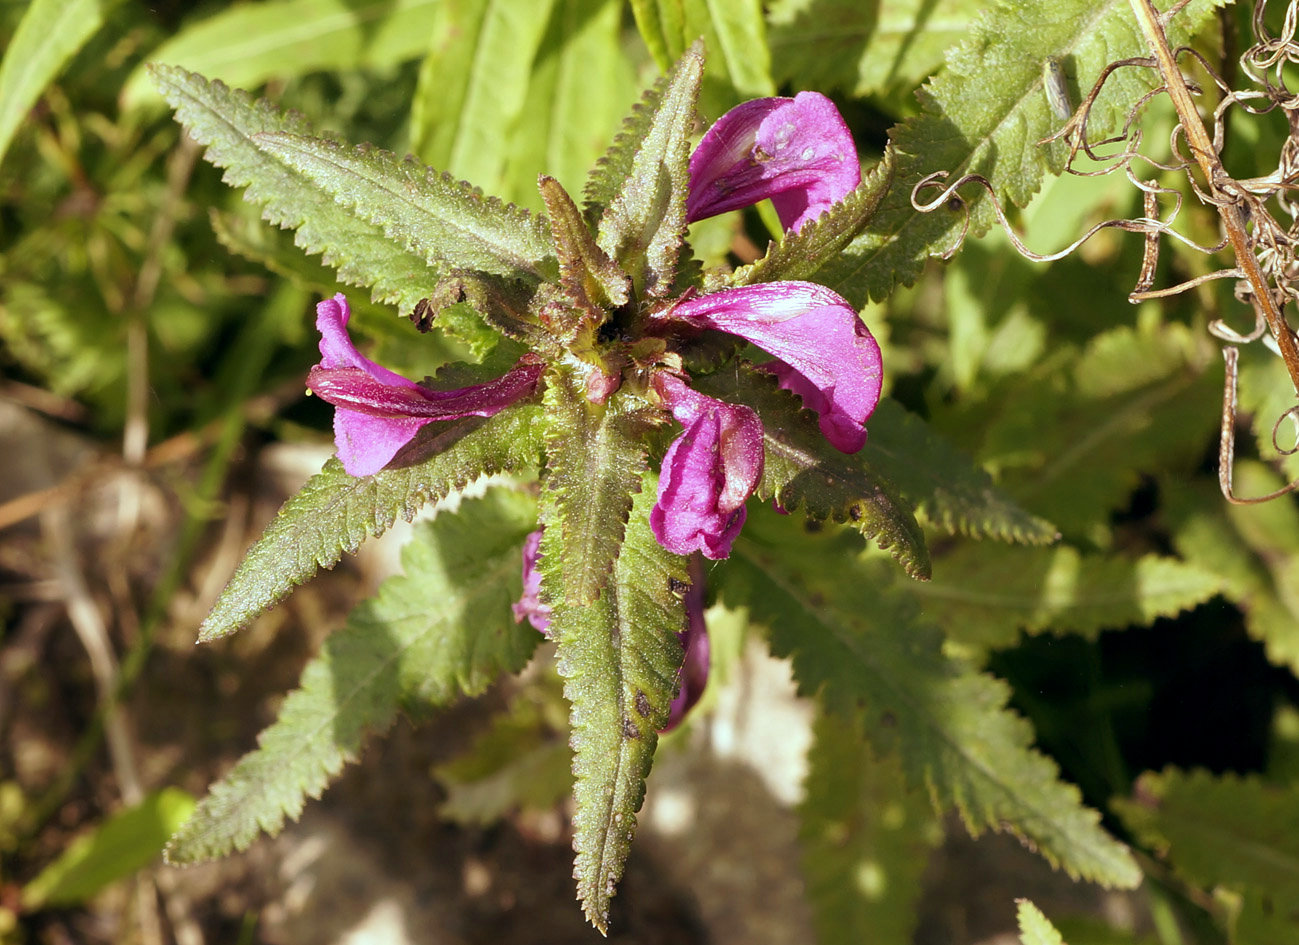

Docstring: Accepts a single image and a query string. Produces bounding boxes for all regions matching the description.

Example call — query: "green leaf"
[21,789,196,909]
[1017,899,1066,945]
[722,506,1141,889]
[150,64,436,313]
[1113,769,1299,927]
[253,131,556,282]
[693,369,931,579]
[502,0,639,210]
[409,0,557,200]
[767,0,981,104]
[815,0,1225,305]
[168,489,542,864]
[433,690,572,825]
[200,406,545,642]
[799,710,940,945]
[595,42,703,298]
[725,147,897,290]
[123,0,441,110]
[912,545,1222,651]
[0,0,104,169]
[864,399,1058,544]
[631,0,774,104]
[1166,472,1299,675]
[538,369,649,605]
[552,479,687,931]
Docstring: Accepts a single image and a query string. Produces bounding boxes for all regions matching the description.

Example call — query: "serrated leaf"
[168,489,541,864]
[1113,769,1299,911]
[721,506,1141,889]
[552,480,687,931]
[21,789,196,910]
[799,710,939,945]
[409,0,557,200]
[912,545,1222,650]
[252,132,556,282]
[0,0,103,169]
[864,398,1058,544]
[149,64,437,312]
[725,146,897,289]
[201,406,545,641]
[692,368,930,579]
[768,0,982,103]
[123,0,441,110]
[815,0,1224,305]
[1016,899,1066,945]
[595,42,702,298]
[538,369,648,605]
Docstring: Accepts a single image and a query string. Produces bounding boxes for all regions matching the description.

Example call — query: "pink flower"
[307,294,542,476]
[667,282,882,454]
[686,91,860,234]
[650,374,764,560]
[511,529,551,634]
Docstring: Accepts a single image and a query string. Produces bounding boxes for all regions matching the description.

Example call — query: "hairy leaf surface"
[722,507,1141,888]
[538,368,648,605]
[552,481,686,932]
[168,490,541,863]
[799,711,939,945]
[150,65,437,312]
[201,406,545,641]
[253,132,556,282]
[594,42,702,298]
[814,0,1224,305]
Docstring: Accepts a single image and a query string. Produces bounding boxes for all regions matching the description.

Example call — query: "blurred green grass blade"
[121,0,441,110]
[0,0,104,169]
[410,0,557,198]
[21,788,195,909]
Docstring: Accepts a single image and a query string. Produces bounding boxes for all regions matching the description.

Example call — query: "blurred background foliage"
[2,0,1299,943]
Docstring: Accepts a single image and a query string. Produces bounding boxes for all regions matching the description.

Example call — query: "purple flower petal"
[512,529,552,634]
[665,282,881,453]
[309,294,543,476]
[687,92,860,234]
[650,374,764,560]
[662,567,709,732]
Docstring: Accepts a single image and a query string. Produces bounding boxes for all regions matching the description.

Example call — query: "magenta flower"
[686,91,861,233]
[307,294,543,476]
[650,373,764,559]
[511,528,551,634]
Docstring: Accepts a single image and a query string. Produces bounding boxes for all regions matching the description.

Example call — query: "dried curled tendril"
[912,0,1299,504]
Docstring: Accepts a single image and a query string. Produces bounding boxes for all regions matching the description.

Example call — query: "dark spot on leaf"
[634,691,652,717]
[668,576,688,595]
[848,504,862,521]
[880,711,897,728]
[809,592,824,608]
[409,298,435,332]
[804,519,823,533]
[623,718,641,740]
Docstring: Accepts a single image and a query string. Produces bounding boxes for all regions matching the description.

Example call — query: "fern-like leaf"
[722,506,1141,889]
[167,489,542,864]
[552,480,687,932]
[201,406,545,642]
